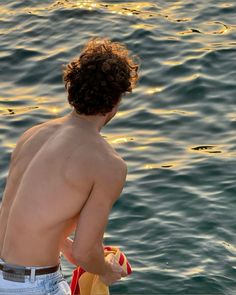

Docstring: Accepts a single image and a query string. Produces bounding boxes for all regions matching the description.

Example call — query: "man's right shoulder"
[97,152,127,180]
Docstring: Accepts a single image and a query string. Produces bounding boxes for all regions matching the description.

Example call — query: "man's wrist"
[100,259,111,276]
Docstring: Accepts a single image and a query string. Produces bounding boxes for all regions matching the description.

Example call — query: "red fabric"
[104,246,112,251]
[126,261,132,275]
[118,253,125,265]
[70,268,86,295]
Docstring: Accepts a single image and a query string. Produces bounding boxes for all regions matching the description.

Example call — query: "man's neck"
[66,109,107,133]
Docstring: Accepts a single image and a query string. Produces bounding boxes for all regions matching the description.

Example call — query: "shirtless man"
[0,38,138,294]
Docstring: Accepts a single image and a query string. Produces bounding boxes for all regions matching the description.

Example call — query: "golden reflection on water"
[1,0,234,39]
[102,2,156,18]
[177,73,200,83]
[134,146,149,151]
[106,135,134,145]
[131,23,156,30]
[159,1,192,23]
[218,3,234,8]
[144,159,184,170]
[162,60,182,66]
[52,1,158,19]
[145,87,164,95]
[226,112,236,121]
[188,145,223,155]
[150,108,197,117]
[182,266,205,276]
[178,21,230,36]
[0,105,6,115]
[188,145,236,159]
[0,105,39,116]
[3,142,16,150]
[220,240,236,254]
[50,107,59,114]
[111,137,129,144]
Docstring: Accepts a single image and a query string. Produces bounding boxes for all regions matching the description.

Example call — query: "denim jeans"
[0,259,71,294]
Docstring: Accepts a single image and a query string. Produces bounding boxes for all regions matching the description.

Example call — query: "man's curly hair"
[63,38,139,115]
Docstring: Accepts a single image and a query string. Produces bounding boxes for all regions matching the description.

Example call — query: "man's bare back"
[0,110,126,268]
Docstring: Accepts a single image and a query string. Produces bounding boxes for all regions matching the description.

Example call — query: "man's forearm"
[74,241,108,275]
[61,237,108,275]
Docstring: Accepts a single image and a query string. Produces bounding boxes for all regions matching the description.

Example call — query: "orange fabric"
[70,246,132,295]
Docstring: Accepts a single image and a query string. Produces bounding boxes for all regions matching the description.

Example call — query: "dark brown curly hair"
[63,37,139,115]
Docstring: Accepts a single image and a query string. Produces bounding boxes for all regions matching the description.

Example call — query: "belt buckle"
[2,264,26,283]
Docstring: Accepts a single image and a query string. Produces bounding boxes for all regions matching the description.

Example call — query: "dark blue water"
[0,1,236,294]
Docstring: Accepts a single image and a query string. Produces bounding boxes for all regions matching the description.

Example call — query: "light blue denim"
[0,258,71,294]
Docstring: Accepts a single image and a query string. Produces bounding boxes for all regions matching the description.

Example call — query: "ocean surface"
[0,0,236,294]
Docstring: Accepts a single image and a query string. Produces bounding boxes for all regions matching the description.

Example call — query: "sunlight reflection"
[151,108,197,116]
[226,113,236,121]
[111,137,129,144]
[106,134,135,145]
[146,87,164,94]
[134,146,149,151]
[144,160,183,169]
[160,1,192,23]
[52,1,158,18]
[182,266,205,276]
[131,23,156,30]
[218,3,234,8]
[176,73,200,82]
[51,107,59,114]
[0,105,39,116]
[189,145,223,155]
[220,240,236,254]
[178,21,230,36]
[162,60,182,66]
[4,142,16,150]
[116,109,136,118]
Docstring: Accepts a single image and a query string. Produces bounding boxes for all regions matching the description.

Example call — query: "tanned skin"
[0,105,127,285]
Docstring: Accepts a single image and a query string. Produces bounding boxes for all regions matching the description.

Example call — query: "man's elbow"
[72,254,89,268]
[72,246,92,268]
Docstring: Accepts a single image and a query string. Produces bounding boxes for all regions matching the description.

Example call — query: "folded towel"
[70,246,132,295]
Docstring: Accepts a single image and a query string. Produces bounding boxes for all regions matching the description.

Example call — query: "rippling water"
[0,0,236,294]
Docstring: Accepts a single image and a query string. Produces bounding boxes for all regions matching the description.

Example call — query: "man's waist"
[0,258,60,276]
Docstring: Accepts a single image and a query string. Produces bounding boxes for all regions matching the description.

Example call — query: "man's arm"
[71,156,127,275]
[61,237,105,266]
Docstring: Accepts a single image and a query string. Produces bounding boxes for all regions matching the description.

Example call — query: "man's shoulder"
[92,138,126,173]
[11,123,44,161]
[99,152,127,177]
[65,139,127,187]
[77,142,126,175]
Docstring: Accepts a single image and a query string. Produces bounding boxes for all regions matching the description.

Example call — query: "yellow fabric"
[78,247,129,295]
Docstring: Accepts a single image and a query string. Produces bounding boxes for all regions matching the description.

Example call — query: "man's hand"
[99,254,127,286]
